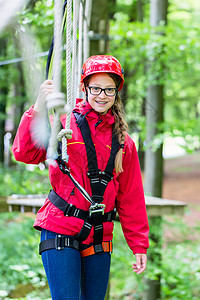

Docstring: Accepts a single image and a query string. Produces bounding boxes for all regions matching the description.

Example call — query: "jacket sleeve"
[116,135,149,255]
[11,106,48,164]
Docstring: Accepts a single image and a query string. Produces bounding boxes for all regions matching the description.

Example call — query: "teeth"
[96,101,107,104]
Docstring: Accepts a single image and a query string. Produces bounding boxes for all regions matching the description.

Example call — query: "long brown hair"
[84,73,128,174]
[109,74,128,174]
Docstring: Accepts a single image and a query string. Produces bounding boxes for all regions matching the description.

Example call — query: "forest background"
[0,0,200,299]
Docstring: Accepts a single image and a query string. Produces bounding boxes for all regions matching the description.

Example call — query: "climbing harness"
[39,111,120,256]
[39,190,115,255]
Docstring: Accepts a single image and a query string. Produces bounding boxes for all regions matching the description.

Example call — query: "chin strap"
[83,81,88,102]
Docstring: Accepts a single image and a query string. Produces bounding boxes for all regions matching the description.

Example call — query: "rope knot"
[57,128,73,141]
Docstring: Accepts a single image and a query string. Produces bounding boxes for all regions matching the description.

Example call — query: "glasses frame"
[87,86,118,97]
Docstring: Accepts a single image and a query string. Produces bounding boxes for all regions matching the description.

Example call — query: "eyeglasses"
[88,86,117,97]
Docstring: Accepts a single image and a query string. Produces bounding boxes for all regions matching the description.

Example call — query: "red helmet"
[80,55,124,91]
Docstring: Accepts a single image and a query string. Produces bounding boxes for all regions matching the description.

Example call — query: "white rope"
[61,0,80,162]
[47,0,92,162]
[77,0,83,97]
[47,0,65,160]
[66,0,72,109]
[60,0,72,162]
[71,0,79,103]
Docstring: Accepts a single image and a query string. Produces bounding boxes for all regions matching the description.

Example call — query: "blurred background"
[0,0,200,299]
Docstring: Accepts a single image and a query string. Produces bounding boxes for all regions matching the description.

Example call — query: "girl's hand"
[132,253,147,275]
[34,80,54,112]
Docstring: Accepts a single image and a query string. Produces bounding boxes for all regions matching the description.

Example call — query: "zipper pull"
[95,119,103,127]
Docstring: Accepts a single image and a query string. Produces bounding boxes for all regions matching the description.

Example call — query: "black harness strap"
[48,189,116,223]
[73,111,119,251]
[39,235,80,255]
[73,111,120,203]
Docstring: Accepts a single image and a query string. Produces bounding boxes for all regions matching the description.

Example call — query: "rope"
[61,0,79,162]
[47,0,65,160]
[77,0,83,97]
[47,0,92,162]
[59,0,72,162]
[71,0,79,103]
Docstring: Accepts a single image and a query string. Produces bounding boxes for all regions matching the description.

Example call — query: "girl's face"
[86,73,116,115]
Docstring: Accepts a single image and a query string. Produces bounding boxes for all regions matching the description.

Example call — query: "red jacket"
[12,99,149,254]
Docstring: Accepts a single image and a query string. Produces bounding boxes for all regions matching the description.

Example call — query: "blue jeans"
[41,229,111,300]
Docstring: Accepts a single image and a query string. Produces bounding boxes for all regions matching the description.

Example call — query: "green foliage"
[18,0,54,43]
[161,216,200,300]
[0,162,51,196]
[111,216,200,300]
[109,0,200,151]
[0,212,50,299]
[111,222,146,299]
[1,212,200,299]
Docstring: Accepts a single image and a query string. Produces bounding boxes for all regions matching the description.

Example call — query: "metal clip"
[55,234,65,251]
[89,203,106,216]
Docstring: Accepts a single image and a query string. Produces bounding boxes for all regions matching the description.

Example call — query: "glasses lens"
[89,87,101,95]
[105,88,116,96]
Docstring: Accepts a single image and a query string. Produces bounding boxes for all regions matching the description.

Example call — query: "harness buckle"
[55,234,65,250]
[89,203,106,216]
[101,170,113,185]
[64,203,75,216]
[87,169,102,179]
[91,195,104,203]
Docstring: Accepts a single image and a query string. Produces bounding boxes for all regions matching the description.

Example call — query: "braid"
[112,94,128,174]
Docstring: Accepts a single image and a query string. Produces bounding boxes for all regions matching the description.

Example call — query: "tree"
[143,1,168,300]
[89,0,110,55]
[0,38,8,163]
[144,0,168,197]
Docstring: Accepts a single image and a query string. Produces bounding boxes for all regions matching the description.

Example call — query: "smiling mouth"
[95,100,108,105]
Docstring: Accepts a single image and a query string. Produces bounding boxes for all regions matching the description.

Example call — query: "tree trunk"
[144,0,168,197]
[143,1,168,299]
[0,94,6,163]
[136,0,145,170]
[10,35,26,154]
[144,84,164,197]
[0,38,8,164]
[89,0,109,55]
[137,0,145,22]
[138,96,146,171]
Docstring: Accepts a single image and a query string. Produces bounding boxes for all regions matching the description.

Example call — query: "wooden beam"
[7,194,187,216]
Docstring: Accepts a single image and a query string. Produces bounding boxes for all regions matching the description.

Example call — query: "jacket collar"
[74,98,115,125]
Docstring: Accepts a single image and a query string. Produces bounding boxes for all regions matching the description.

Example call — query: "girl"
[12,55,149,300]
